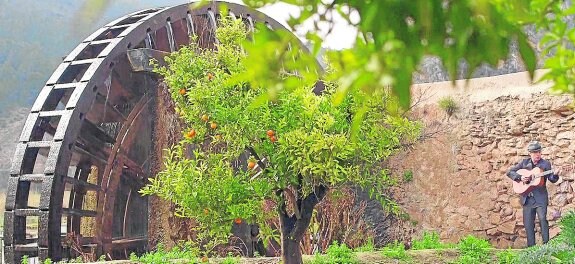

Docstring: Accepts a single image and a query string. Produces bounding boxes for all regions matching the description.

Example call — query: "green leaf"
[517,33,537,81]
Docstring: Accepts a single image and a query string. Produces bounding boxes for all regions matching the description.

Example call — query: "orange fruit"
[214,134,222,141]
[186,129,196,139]
[203,208,209,215]
[270,136,277,143]
[247,161,256,170]
[234,218,242,224]
[179,88,186,95]
[210,122,217,129]
[201,114,209,122]
[201,256,208,262]
[266,130,275,137]
[207,72,214,81]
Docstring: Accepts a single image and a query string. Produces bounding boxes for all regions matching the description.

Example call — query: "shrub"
[496,248,518,264]
[382,241,410,261]
[131,243,199,264]
[515,210,575,263]
[515,240,574,264]
[557,210,575,246]
[412,231,449,250]
[221,255,240,264]
[308,241,358,264]
[455,235,492,264]
[438,96,458,117]
[403,170,413,182]
[354,237,375,252]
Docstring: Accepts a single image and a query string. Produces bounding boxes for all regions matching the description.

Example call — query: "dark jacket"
[507,158,559,206]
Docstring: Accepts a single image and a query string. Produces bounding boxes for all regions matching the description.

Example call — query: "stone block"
[557,131,574,140]
[549,226,561,238]
[490,213,500,224]
[510,197,521,208]
[552,194,568,207]
[486,228,501,236]
[498,221,516,234]
[500,206,514,217]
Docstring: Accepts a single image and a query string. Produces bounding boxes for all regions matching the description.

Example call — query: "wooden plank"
[62,208,97,217]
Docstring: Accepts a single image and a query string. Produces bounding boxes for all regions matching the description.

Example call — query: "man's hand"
[521,174,532,183]
[553,168,563,176]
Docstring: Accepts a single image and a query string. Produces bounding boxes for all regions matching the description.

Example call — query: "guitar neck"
[534,170,554,178]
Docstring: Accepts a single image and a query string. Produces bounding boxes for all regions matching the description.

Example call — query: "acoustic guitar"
[512,167,555,195]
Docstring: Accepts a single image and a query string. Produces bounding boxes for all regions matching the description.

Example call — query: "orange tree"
[140,18,421,263]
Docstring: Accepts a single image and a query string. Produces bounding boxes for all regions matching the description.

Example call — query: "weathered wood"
[126,48,169,72]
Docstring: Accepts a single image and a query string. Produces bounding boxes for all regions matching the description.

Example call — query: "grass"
[125,232,518,264]
[79,249,519,263]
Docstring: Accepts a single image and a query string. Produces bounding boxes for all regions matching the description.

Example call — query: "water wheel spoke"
[62,208,98,217]
[64,176,101,192]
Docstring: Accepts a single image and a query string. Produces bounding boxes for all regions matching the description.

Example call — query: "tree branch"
[291,185,328,241]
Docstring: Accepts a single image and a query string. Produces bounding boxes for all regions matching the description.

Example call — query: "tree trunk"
[281,234,304,264]
[278,185,327,264]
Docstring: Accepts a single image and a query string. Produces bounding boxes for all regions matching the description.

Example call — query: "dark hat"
[527,141,542,152]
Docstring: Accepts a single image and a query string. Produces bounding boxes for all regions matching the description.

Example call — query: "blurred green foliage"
[240,0,572,108]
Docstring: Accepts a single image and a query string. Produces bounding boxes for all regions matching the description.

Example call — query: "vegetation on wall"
[438,97,458,117]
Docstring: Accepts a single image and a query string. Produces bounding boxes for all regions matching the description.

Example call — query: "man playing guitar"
[507,141,562,247]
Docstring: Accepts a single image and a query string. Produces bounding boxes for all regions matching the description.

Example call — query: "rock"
[494,202,503,212]
[489,191,499,201]
[498,221,516,234]
[554,139,570,148]
[478,161,493,174]
[497,182,509,194]
[518,227,526,237]
[510,197,522,208]
[498,194,511,203]
[510,127,523,136]
[481,153,493,161]
[501,207,514,217]
[557,131,574,140]
[456,206,472,217]
[501,214,515,223]
[486,228,501,236]
[512,239,526,249]
[559,181,571,193]
[550,209,562,221]
[446,215,461,227]
[490,214,500,224]
[562,202,575,212]
[504,149,517,156]
[552,194,568,207]
[550,226,561,239]
[494,238,511,249]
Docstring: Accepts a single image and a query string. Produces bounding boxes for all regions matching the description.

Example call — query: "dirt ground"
[84,249,519,263]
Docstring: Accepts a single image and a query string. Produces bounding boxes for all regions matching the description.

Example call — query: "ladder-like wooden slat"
[64,176,101,192]
[62,208,97,217]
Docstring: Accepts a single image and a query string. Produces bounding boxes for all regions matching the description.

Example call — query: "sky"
[220,0,358,50]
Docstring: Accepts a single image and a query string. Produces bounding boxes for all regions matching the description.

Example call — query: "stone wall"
[390,72,575,248]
